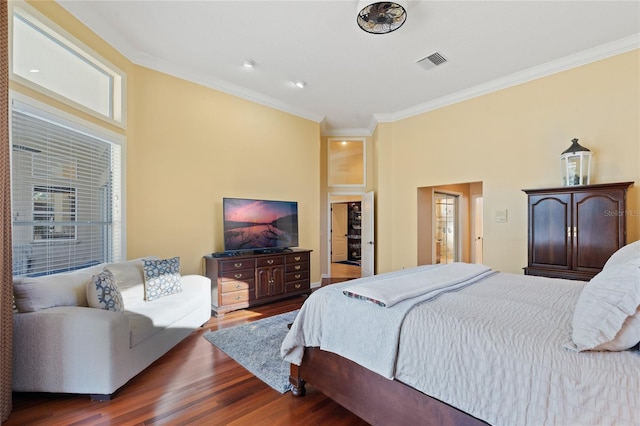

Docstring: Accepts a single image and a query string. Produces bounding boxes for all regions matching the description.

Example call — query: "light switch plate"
[495,209,508,223]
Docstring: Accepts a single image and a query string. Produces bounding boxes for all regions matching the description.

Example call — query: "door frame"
[471,195,484,264]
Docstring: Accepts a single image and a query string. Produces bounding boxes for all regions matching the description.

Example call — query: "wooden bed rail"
[290,347,487,426]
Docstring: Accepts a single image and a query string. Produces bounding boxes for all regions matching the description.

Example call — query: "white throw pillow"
[142,257,183,301]
[87,269,124,313]
[603,239,640,270]
[104,258,157,307]
[572,257,640,351]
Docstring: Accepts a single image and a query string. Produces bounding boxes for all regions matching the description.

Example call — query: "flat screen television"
[223,197,299,253]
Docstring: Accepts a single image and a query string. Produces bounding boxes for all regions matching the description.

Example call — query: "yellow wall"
[128,66,321,276]
[18,1,322,280]
[375,50,640,274]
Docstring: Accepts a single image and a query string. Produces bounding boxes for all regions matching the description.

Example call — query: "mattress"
[282,270,640,425]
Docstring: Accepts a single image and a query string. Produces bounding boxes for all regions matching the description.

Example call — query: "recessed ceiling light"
[294,80,306,89]
[243,59,255,68]
[29,69,40,73]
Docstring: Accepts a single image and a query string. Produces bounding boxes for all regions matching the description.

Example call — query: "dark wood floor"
[5,279,368,426]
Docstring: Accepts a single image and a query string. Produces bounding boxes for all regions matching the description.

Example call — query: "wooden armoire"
[523,181,634,281]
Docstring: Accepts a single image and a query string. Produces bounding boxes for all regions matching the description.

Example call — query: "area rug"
[203,310,298,393]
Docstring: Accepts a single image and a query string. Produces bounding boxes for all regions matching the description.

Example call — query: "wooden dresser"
[204,249,312,317]
[523,181,633,281]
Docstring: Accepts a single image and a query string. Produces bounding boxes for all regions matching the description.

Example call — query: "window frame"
[327,137,367,187]
[9,0,126,129]
[10,92,127,276]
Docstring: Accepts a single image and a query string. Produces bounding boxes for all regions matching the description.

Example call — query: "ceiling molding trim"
[373,113,395,123]
[322,127,373,138]
[131,53,325,124]
[367,115,379,135]
[388,33,640,123]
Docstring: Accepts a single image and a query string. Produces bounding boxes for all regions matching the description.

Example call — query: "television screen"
[223,198,299,252]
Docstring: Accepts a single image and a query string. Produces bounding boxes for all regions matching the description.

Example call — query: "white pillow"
[603,239,640,270]
[87,269,124,312]
[105,258,157,307]
[593,307,640,351]
[572,257,640,351]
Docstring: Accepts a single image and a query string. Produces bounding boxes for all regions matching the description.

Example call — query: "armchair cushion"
[13,264,103,312]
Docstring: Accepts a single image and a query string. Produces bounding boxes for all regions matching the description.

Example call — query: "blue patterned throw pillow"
[142,257,182,301]
[89,269,124,312]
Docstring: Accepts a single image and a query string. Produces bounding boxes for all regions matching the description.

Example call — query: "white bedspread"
[281,269,640,425]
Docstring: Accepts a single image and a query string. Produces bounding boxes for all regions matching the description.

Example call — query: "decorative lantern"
[561,138,592,186]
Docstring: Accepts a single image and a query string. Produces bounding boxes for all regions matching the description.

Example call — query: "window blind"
[11,105,122,276]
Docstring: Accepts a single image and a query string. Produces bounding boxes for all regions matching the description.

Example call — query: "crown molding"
[384,34,640,124]
[322,127,373,138]
[132,32,640,137]
[132,52,325,124]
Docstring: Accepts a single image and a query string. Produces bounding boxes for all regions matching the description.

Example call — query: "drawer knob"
[235,296,242,300]
[234,263,242,268]
[294,265,301,270]
[235,284,240,289]
[294,274,301,279]
[294,256,301,261]
[267,259,274,265]
[294,284,301,289]
[234,274,242,279]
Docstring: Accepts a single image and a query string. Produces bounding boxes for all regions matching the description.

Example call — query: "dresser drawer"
[220,270,255,282]
[286,252,309,264]
[285,261,309,273]
[219,259,256,271]
[285,270,309,283]
[220,279,254,294]
[257,256,284,267]
[286,281,310,293]
[221,289,250,305]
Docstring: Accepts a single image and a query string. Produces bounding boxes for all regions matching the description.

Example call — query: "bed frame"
[289,347,487,425]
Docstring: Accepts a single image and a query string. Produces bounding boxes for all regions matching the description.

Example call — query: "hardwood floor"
[5,288,369,426]
[329,262,361,279]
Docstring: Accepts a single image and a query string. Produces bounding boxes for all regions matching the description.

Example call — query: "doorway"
[417,182,483,266]
[434,192,459,264]
[330,200,362,278]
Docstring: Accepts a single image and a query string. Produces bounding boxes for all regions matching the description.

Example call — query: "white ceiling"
[57,1,640,136]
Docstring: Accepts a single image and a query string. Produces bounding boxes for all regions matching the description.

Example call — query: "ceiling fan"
[356,1,407,34]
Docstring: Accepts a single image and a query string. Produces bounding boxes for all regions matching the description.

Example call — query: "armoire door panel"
[573,191,625,271]
[529,194,571,269]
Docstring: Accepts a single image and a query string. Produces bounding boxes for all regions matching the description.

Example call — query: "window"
[11,99,123,276]
[328,138,366,186]
[32,186,77,241]
[10,3,125,126]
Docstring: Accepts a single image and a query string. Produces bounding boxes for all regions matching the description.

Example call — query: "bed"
[281,241,640,425]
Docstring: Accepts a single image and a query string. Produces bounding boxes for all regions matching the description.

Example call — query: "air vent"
[416,52,448,70]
